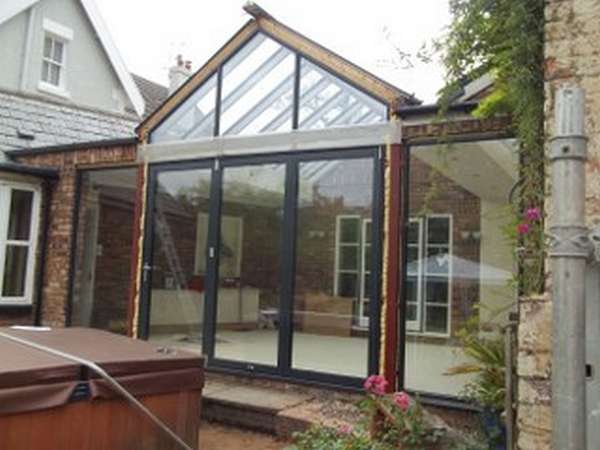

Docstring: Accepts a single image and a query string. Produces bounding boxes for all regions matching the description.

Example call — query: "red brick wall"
[11,144,138,327]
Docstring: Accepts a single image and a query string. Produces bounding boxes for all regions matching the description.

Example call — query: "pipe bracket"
[550,136,588,161]
[548,225,592,259]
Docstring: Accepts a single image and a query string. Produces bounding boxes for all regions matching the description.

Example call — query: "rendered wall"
[0,0,133,115]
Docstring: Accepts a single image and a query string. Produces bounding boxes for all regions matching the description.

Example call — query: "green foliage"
[288,393,443,450]
[445,312,506,411]
[440,0,546,294]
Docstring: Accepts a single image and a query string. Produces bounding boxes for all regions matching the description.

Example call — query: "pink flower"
[363,374,388,395]
[517,223,530,235]
[338,424,353,435]
[393,391,411,411]
[525,207,542,222]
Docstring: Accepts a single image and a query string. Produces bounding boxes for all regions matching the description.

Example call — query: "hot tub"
[0,327,203,450]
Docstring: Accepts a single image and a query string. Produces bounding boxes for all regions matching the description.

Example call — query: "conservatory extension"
[57,5,518,401]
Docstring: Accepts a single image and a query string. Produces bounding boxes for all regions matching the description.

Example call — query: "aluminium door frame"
[139,146,384,389]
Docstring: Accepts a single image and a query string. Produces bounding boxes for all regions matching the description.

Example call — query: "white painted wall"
[0,0,134,115]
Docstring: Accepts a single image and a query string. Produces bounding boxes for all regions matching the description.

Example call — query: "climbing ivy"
[440,0,546,294]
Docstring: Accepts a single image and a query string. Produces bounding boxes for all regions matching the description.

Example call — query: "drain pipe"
[549,86,588,450]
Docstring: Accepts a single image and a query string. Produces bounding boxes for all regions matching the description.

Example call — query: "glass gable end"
[298,59,387,129]
[149,32,389,143]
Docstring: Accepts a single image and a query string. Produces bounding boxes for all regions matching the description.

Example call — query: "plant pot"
[479,408,506,450]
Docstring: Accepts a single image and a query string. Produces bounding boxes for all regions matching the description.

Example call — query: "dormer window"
[38,18,73,98]
[42,36,65,87]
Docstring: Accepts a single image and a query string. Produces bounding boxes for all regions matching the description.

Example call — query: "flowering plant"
[288,376,444,450]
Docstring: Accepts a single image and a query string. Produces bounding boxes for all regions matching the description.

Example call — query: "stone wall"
[11,143,138,327]
[516,1,600,449]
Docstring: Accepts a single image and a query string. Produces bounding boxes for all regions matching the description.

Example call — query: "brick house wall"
[10,142,138,327]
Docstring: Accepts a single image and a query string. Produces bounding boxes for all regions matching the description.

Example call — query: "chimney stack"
[168,55,192,94]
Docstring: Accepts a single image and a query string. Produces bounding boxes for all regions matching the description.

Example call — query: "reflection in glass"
[293,156,374,377]
[7,190,33,240]
[151,73,218,142]
[298,59,387,129]
[147,169,212,352]
[2,246,28,297]
[71,168,137,333]
[403,139,518,396]
[214,163,285,365]
[220,34,295,135]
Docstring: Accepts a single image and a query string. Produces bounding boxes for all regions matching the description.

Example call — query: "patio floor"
[151,329,473,396]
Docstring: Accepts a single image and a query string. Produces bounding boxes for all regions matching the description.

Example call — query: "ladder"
[154,209,187,289]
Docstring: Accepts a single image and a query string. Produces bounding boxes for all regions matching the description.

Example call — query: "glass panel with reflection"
[293,156,374,377]
[214,163,286,366]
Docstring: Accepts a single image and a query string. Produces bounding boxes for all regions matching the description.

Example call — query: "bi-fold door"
[139,148,382,387]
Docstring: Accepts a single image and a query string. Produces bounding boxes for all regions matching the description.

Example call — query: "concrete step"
[202,380,313,435]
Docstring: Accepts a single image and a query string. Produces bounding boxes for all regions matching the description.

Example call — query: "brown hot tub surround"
[0,327,203,450]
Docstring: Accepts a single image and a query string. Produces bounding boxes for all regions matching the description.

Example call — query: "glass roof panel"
[149,33,390,143]
[298,58,387,130]
[150,73,217,143]
[220,33,295,135]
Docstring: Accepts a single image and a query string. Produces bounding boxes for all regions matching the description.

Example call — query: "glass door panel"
[292,156,374,377]
[214,163,286,366]
[147,168,212,354]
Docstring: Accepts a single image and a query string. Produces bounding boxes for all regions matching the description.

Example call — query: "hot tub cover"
[0,327,204,415]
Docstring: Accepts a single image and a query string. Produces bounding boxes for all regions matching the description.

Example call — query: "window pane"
[220,33,295,135]
[404,139,519,397]
[150,73,217,142]
[337,273,358,297]
[425,279,448,304]
[214,163,285,366]
[43,37,52,58]
[407,246,419,266]
[428,217,450,244]
[293,155,374,377]
[339,218,360,243]
[426,246,449,275]
[2,246,28,297]
[339,246,358,271]
[7,189,34,240]
[407,221,420,243]
[425,306,448,334]
[49,64,60,86]
[53,40,64,62]
[298,58,387,129]
[142,168,212,349]
[71,168,138,334]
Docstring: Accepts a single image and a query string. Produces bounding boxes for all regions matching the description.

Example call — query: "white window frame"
[334,215,372,328]
[38,18,72,98]
[406,217,424,332]
[406,214,453,337]
[358,218,372,327]
[333,215,361,298]
[0,182,41,306]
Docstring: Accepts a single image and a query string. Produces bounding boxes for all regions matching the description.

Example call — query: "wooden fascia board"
[136,20,259,141]
[256,16,405,108]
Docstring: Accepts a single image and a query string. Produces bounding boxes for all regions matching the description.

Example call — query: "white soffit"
[0,0,38,25]
[139,122,403,163]
[0,0,145,117]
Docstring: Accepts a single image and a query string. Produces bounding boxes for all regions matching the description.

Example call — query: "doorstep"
[201,374,363,438]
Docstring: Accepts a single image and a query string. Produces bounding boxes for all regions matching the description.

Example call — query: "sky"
[95,0,451,103]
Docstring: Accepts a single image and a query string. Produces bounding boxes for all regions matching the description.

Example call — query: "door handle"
[142,263,152,283]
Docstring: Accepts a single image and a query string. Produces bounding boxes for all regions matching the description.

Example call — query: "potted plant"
[445,314,507,450]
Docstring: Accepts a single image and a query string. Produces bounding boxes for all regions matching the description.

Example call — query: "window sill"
[38,81,70,99]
